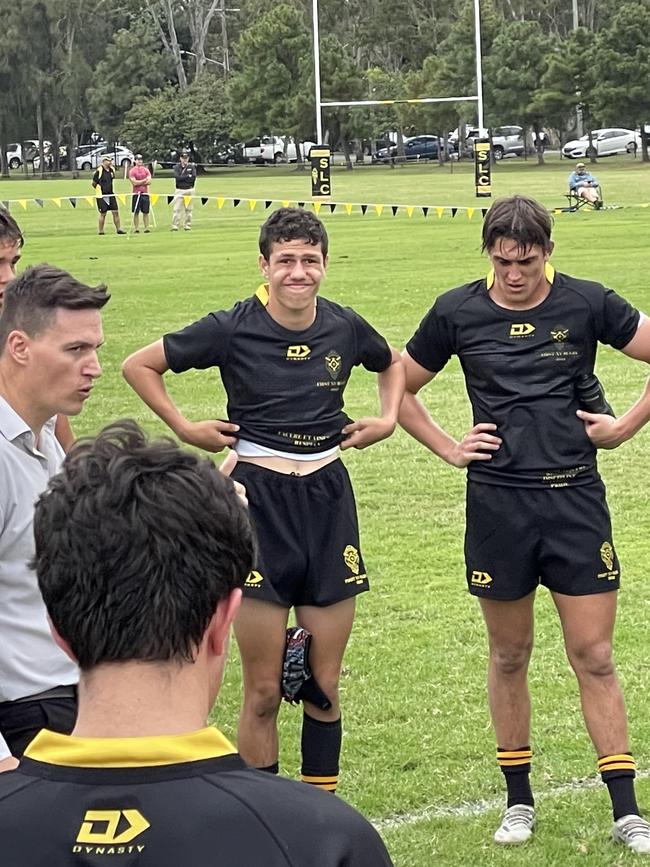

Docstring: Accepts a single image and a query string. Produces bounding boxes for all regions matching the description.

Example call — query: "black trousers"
[0,696,77,758]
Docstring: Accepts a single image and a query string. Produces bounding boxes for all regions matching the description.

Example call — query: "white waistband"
[234,439,338,462]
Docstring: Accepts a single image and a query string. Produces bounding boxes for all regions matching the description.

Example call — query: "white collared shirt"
[0,397,78,758]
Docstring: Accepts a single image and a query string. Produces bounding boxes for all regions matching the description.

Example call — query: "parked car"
[490,126,525,159]
[76,145,134,171]
[562,128,640,159]
[5,140,49,169]
[234,136,315,164]
[373,135,453,163]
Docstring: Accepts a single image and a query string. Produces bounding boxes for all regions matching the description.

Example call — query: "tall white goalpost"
[311,0,485,144]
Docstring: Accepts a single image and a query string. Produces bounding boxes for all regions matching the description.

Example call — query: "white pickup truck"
[236,136,316,164]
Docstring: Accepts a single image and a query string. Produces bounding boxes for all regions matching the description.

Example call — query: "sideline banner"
[310,147,331,198]
[474,140,492,198]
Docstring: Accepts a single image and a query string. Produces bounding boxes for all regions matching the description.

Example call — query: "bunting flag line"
[0,191,643,219]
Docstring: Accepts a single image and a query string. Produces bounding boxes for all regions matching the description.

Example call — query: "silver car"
[562,128,640,159]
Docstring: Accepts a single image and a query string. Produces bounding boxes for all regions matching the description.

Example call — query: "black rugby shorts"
[464,480,620,600]
[232,459,369,607]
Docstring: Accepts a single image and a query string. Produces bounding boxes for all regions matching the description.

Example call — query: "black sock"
[300,713,341,792]
[497,747,534,808]
[598,754,639,820]
[257,762,279,775]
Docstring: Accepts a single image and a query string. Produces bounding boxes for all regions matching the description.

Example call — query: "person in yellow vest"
[91,155,125,236]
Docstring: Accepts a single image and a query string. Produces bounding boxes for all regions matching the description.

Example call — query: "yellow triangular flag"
[374,204,384,217]
[18,199,27,210]
[150,194,159,206]
[313,202,322,214]
[436,207,444,219]
[183,195,191,208]
[467,208,475,220]
[406,206,414,218]
[345,203,353,215]
[248,199,257,211]
[117,194,126,206]
[52,198,62,208]
[282,200,290,208]
[217,197,225,209]
[85,196,94,206]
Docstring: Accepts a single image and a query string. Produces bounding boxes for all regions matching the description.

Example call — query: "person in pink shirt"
[128,154,152,233]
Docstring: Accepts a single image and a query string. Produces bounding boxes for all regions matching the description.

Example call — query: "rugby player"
[0,420,394,866]
[399,195,650,851]
[123,207,404,793]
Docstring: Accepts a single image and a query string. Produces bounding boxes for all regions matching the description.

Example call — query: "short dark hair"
[0,264,109,351]
[481,195,553,253]
[32,420,255,669]
[0,207,24,248]
[259,207,329,259]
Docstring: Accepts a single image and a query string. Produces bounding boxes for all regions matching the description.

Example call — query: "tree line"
[2,0,650,174]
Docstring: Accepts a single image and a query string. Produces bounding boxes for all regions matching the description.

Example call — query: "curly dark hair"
[32,420,255,669]
[259,207,328,259]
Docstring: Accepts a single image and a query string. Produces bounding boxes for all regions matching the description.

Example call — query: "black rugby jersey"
[0,727,393,867]
[406,266,640,487]
[163,285,392,454]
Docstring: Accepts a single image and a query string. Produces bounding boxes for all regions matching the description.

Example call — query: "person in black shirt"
[0,421,394,867]
[91,155,125,235]
[122,208,404,795]
[400,195,650,852]
[171,149,197,231]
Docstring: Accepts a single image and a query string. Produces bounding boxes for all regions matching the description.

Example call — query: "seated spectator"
[568,162,602,208]
[0,420,393,867]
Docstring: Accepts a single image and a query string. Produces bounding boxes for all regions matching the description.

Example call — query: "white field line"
[374,768,650,832]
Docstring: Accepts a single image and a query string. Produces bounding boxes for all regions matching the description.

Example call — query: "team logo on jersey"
[76,810,150,847]
[245,570,264,587]
[286,345,311,359]
[470,570,493,586]
[550,325,570,343]
[325,350,342,378]
[600,541,614,571]
[509,323,535,338]
[343,545,360,575]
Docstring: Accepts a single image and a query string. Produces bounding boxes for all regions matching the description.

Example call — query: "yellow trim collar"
[24,726,236,768]
[486,262,555,289]
[255,283,269,306]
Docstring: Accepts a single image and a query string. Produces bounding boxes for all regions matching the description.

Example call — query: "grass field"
[3,154,650,865]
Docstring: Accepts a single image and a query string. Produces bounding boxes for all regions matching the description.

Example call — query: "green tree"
[319,35,366,169]
[121,73,232,160]
[591,2,650,161]
[88,22,173,143]
[484,19,554,162]
[229,5,314,148]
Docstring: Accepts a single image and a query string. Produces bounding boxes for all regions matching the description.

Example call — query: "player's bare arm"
[122,338,239,452]
[577,317,650,449]
[398,350,502,467]
[341,348,404,450]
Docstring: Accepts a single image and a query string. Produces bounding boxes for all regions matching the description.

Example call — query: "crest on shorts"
[550,325,570,343]
[325,350,342,378]
[343,545,360,575]
[600,541,614,571]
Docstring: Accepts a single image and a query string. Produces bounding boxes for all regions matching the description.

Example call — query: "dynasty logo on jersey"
[74,809,149,855]
[245,570,265,588]
[286,345,311,360]
[470,570,493,586]
[509,323,535,338]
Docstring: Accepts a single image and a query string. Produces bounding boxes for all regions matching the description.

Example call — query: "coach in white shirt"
[0,263,108,768]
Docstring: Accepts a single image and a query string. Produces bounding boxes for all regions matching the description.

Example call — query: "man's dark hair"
[259,207,329,259]
[32,420,255,669]
[0,206,24,248]
[0,264,109,350]
[481,195,553,253]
